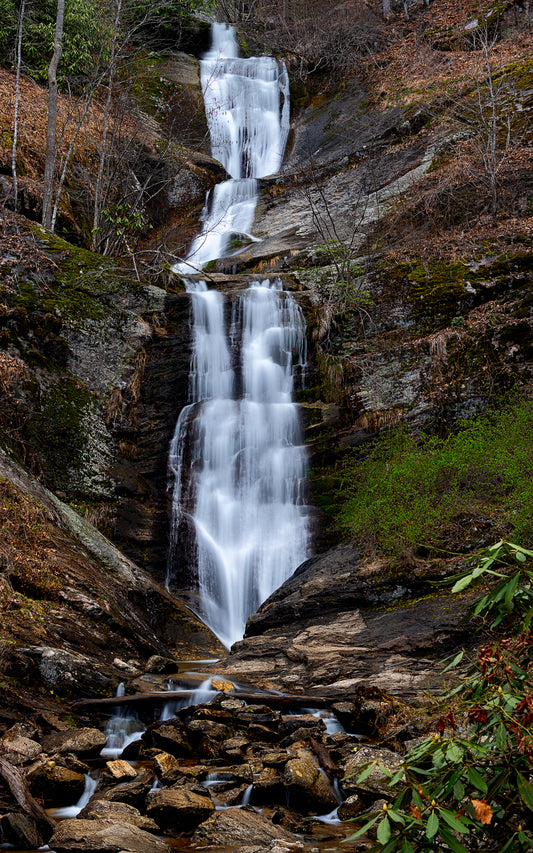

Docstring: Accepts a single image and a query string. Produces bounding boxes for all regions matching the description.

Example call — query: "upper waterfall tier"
[172,23,289,275]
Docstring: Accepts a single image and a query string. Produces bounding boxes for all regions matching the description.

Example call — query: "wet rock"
[17,646,114,698]
[1,736,41,766]
[146,786,215,831]
[186,719,232,739]
[147,723,194,759]
[193,807,301,847]
[79,800,159,832]
[152,752,184,786]
[0,814,44,850]
[145,655,178,674]
[100,769,155,809]
[105,760,139,781]
[250,767,285,806]
[50,818,170,853]
[26,760,86,807]
[342,746,404,797]
[337,793,364,820]
[42,727,107,758]
[220,736,252,762]
[283,756,337,813]
[280,715,326,737]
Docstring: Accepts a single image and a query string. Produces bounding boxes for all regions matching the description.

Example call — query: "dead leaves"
[472,798,493,825]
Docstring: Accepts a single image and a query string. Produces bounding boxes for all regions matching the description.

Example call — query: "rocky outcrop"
[203,545,475,699]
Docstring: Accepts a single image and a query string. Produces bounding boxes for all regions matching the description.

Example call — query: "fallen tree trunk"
[0,756,55,840]
[72,690,335,711]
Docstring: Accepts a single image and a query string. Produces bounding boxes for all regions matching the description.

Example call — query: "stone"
[79,800,159,832]
[145,655,178,674]
[342,747,404,797]
[283,757,337,813]
[153,752,184,785]
[26,760,87,807]
[105,760,139,781]
[149,724,194,758]
[337,793,364,820]
[100,769,155,808]
[42,727,107,758]
[193,807,301,847]
[49,818,170,853]
[0,814,44,849]
[146,787,215,831]
[186,719,231,739]
[1,736,41,765]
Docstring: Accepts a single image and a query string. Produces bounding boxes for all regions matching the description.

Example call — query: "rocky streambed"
[0,671,429,853]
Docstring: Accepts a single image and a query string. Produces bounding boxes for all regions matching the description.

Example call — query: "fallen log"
[0,756,55,840]
[71,690,335,712]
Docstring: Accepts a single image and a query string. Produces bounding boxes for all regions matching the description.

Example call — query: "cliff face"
[1,0,533,712]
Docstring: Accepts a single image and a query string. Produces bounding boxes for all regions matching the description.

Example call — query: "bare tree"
[459,24,519,220]
[42,0,64,229]
[11,0,26,211]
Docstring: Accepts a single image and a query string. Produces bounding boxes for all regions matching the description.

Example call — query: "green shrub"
[346,540,533,852]
[336,398,533,556]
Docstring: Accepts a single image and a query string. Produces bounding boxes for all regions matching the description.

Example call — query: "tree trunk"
[12,0,26,211]
[42,0,65,229]
[91,0,122,251]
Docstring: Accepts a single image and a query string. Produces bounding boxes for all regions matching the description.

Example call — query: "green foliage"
[346,540,533,852]
[0,0,17,64]
[22,0,110,84]
[336,398,533,557]
[125,0,215,49]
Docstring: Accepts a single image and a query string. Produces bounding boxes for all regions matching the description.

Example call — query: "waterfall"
[167,23,309,649]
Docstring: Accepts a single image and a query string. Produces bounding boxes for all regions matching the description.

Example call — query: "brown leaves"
[472,799,493,825]
[410,805,422,820]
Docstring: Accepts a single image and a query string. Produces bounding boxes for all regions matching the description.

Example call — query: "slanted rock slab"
[50,818,170,853]
[193,807,301,846]
[42,727,107,758]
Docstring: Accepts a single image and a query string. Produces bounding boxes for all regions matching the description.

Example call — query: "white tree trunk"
[12,0,26,211]
[42,0,65,229]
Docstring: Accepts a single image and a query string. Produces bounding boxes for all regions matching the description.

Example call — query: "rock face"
[206,544,475,699]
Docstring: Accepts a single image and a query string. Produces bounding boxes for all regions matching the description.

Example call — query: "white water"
[172,21,289,273]
[167,24,309,648]
[47,773,99,819]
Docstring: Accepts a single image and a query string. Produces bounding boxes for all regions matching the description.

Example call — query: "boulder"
[146,787,215,831]
[105,760,139,781]
[42,728,107,758]
[100,769,155,809]
[1,736,41,766]
[148,724,193,758]
[337,793,364,820]
[283,757,337,813]
[0,813,44,849]
[193,807,301,847]
[26,760,87,807]
[153,752,184,786]
[342,746,404,797]
[79,800,159,832]
[49,818,170,853]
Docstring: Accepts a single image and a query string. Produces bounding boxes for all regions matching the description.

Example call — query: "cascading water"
[167,23,309,649]
[172,22,289,275]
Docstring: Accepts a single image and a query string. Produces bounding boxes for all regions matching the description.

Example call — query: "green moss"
[331,396,533,558]
[385,252,533,332]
